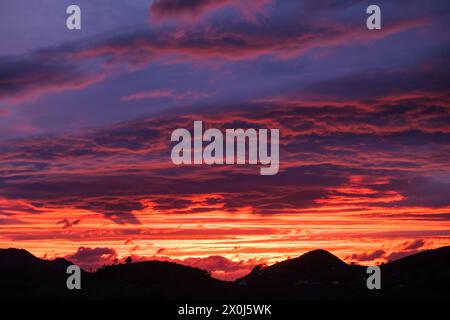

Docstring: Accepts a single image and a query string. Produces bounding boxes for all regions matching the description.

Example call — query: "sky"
[0,0,449,280]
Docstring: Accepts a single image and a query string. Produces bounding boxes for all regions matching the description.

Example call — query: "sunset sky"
[0,0,449,280]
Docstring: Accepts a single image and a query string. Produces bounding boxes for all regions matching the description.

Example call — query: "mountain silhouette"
[83,260,233,299]
[0,248,71,271]
[244,249,349,279]
[0,246,449,299]
[380,246,450,299]
[236,249,366,299]
[0,248,74,299]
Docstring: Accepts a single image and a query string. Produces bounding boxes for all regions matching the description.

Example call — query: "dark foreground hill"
[0,248,75,299]
[0,246,449,299]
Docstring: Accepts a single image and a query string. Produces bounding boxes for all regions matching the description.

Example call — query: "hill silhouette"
[236,249,366,299]
[0,248,74,299]
[0,248,71,270]
[0,246,449,299]
[84,260,234,299]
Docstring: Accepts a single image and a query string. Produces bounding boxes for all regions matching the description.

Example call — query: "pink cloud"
[182,255,266,280]
[121,89,214,102]
[402,239,426,250]
[121,89,175,101]
[347,250,386,262]
[150,255,267,280]
[62,247,266,280]
[0,11,434,105]
[56,218,81,229]
[65,246,118,271]
[150,0,272,22]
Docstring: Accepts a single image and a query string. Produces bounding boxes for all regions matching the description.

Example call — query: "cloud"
[65,247,118,270]
[182,255,265,280]
[348,249,386,262]
[0,0,449,270]
[150,254,266,280]
[0,217,25,225]
[0,54,110,104]
[385,250,421,261]
[121,89,175,101]
[156,248,166,254]
[121,89,214,102]
[303,54,450,100]
[149,0,272,22]
[76,199,143,224]
[370,240,429,262]
[346,240,430,263]
[64,246,265,280]
[401,239,426,250]
[77,15,431,63]
[0,89,449,224]
[150,0,230,19]
[388,176,450,208]
[56,218,81,229]
[0,1,436,104]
